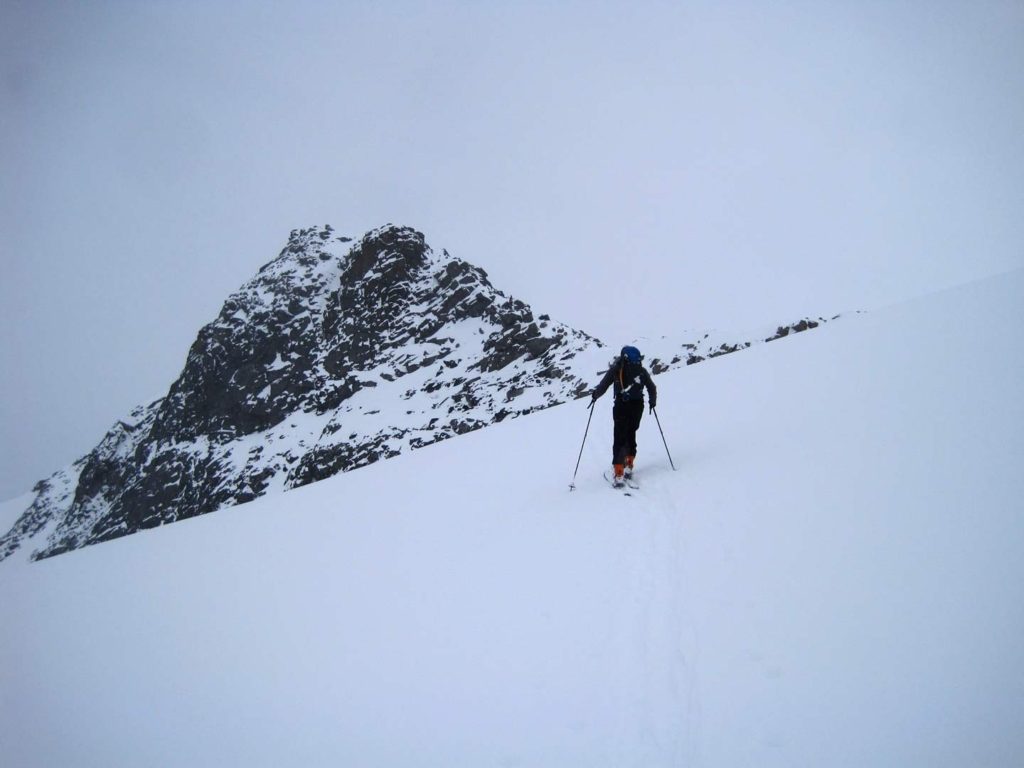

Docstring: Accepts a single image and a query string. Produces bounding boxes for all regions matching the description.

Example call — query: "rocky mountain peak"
[1,225,606,561]
[344,225,428,283]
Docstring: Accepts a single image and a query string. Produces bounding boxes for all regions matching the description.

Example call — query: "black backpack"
[618,358,646,401]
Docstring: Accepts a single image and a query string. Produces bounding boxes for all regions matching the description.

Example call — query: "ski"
[603,472,638,494]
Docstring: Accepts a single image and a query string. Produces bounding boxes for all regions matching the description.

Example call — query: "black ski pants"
[612,399,645,466]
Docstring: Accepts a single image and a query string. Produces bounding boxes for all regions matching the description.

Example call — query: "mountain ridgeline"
[1,225,834,562]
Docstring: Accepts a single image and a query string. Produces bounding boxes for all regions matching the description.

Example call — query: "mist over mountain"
[0,225,832,563]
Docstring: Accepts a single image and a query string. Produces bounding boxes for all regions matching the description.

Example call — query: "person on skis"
[590,345,657,487]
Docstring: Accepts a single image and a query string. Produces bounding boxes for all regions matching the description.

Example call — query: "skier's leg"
[627,401,643,458]
[612,402,629,467]
[621,402,643,476]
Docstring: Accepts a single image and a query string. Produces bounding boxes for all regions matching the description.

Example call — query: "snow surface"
[2,271,1023,766]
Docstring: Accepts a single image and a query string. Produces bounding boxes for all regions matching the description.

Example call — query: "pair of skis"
[603,471,640,495]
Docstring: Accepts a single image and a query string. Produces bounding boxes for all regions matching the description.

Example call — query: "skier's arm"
[644,370,657,409]
[590,366,616,402]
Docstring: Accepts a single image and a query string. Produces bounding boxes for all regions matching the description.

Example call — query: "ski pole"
[652,407,677,471]
[569,399,596,491]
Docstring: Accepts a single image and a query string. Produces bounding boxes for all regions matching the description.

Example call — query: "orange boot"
[624,455,635,478]
[612,464,625,487]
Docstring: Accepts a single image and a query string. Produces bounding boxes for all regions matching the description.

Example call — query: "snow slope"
[2,271,1022,767]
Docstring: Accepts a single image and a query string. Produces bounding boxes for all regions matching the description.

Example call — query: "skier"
[590,345,657,487]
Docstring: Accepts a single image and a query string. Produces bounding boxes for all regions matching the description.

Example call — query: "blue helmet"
[621,345,642,363]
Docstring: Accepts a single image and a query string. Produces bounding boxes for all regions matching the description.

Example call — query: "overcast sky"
[2,0,1022,500]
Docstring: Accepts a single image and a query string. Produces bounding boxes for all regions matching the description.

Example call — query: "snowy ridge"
[0,225,835,562]
[636,314,845,379]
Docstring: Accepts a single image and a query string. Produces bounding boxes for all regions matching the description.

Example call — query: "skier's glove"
[649,403,656,414]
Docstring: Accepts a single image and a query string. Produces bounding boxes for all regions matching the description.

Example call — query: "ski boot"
[612,464,626,488]
[624,455,635,479]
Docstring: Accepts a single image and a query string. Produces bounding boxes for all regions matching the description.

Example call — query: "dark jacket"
[592,357,657,407]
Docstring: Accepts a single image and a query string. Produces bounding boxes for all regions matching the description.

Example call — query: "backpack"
[617,347,646,401]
